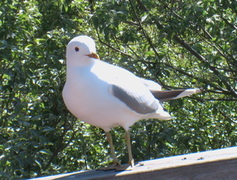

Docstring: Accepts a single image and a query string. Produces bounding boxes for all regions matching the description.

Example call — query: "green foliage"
[0,0,236,179]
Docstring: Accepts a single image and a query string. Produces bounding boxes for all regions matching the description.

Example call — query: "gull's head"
[66,35,100,66]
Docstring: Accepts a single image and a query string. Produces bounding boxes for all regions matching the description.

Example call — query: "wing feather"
[111,84,158,114]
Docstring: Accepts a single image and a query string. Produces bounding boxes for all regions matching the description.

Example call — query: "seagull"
[62,35,201,170]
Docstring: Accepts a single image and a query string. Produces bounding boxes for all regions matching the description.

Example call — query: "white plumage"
[62,35,201,170]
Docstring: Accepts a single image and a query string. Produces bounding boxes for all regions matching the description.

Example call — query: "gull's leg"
[116,129,134,171]
[125,130,134,167]
[106,131,120,166]
[97,131,121,170]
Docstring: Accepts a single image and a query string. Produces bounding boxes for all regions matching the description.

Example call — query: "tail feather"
[151,89,202,102]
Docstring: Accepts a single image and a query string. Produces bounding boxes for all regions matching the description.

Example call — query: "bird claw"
[115,164,134,171]
[116,159,134,171]
[97,161,134,171]
[97,162,122,171]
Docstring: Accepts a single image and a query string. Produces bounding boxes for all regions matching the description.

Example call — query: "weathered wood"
[31,146,237,180]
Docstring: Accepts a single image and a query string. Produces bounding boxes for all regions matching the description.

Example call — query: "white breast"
[62,61,141,131]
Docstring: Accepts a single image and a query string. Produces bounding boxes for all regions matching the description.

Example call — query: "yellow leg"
[116,130,134,171]
[105,131,120,165]
[97,131,121,170]
[97,130,134,171]
[125,130,134,167]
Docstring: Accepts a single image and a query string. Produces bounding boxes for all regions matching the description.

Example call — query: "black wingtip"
[151,88,202,102]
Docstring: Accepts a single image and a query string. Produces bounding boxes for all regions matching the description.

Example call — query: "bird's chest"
[63,68,112,114]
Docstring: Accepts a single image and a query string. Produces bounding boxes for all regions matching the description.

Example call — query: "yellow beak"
[86,52,100,60]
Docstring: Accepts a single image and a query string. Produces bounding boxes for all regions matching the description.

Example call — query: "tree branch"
[129,0,161,59]
[44,126,79,171]
[96,30,134,59]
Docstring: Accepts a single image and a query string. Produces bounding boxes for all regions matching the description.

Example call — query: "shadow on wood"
[31,146,237,180]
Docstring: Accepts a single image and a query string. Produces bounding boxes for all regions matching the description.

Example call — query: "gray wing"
[111,84,158,114]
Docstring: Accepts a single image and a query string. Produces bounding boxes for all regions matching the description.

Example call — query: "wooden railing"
[30,146,237,180]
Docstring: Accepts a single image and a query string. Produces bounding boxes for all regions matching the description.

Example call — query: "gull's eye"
[75,47,79,52]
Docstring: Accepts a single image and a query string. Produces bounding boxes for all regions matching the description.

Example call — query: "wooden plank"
[30,146,237,180]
